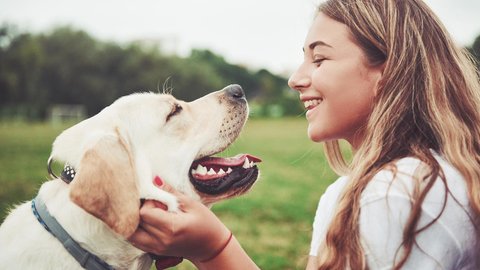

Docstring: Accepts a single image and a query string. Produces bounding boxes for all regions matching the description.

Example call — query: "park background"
[1,0,479,269]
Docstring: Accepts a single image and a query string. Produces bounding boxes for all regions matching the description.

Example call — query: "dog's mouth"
[189,154,261,196]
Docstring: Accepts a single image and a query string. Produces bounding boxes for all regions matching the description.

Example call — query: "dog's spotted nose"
[225,84,245,100]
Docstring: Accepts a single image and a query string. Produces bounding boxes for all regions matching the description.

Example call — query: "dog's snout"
[225,84,245,100]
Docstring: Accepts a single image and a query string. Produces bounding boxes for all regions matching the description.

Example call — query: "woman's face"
[288,13,383,148]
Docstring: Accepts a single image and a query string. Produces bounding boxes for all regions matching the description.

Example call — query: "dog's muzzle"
[188,84,261,197]
[189,154,261,195]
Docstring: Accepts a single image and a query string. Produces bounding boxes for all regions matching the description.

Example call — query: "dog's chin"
[188,154,261,203]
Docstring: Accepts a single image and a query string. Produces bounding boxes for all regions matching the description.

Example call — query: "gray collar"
[31,196,115,270]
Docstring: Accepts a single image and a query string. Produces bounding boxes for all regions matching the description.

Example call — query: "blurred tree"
[0,25,308,120]
[0,29,44,118]
[38,27,105,116]
[188,49,259,99]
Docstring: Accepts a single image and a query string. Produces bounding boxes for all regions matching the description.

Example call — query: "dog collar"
[31,196,115,270]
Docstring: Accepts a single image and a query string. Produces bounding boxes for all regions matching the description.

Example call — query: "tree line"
[0,24,479,120]
[0,24,301,120]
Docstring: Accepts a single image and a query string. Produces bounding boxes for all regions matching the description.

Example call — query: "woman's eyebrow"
[303,40,333,52]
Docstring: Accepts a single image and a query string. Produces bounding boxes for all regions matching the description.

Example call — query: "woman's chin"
[307,127,326,142]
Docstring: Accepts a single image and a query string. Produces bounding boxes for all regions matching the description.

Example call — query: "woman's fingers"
[140,201,178,229]
[129,218,177,255]
[155,180,194,211]
[129,201,176,252]
[128,227,159,252]
[154,178,183,198]
[157,181,177,194]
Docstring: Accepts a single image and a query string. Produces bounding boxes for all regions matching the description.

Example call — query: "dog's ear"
[69,130,140,238]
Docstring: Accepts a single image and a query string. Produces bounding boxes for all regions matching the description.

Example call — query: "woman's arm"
[193,235,259,270]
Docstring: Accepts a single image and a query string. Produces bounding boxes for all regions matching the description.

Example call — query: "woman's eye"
[166,104,183,121]
[313,58,326,67]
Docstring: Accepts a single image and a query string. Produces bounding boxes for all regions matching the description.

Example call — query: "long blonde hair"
[318,0,480,269]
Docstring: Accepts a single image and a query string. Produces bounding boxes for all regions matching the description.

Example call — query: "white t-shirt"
[310,153,479,269]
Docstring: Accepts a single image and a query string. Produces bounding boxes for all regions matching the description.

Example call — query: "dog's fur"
[0,85,259,270]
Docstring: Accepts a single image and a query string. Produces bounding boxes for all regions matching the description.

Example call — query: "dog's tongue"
[197,154,261,166]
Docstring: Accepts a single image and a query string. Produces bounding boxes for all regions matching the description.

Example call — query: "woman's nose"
[288,67,310,92]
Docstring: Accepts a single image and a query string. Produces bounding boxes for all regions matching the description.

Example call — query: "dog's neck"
[38,180,152,270]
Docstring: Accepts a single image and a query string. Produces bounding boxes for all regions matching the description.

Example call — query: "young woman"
[129,0,480,269]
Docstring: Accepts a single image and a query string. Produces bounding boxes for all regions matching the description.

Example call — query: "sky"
[1,0,479,75]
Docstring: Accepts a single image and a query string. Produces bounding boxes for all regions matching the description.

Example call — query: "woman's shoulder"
[362,152,469,205]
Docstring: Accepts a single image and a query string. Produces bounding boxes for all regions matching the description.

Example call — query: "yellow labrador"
[0,85,261,270]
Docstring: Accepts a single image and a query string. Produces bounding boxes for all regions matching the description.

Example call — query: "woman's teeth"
[304,99,322,109]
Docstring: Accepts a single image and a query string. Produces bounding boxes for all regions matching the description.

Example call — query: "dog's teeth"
[207,168,216,175]
[218,168,226,175]
[196,164,207,175]
[227,167,233,173]
[242,157,251,169]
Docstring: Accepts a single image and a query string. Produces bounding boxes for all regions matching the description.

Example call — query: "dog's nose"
[225,84,245,100]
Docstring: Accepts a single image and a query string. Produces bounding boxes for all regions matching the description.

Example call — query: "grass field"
[0,118,338,270]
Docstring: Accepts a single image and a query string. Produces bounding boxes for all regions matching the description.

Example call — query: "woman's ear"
[374,62,386,96]
[69,129,140,238]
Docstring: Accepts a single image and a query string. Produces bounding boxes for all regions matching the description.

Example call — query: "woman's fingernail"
[153,176,164,187]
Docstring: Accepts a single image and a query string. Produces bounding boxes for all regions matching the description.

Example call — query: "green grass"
[0,118,338,270]
[0,121,69,216]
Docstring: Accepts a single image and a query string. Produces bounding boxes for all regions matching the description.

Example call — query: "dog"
[0,84,261,270]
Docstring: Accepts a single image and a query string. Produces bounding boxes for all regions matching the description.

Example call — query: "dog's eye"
[166,103,183,121]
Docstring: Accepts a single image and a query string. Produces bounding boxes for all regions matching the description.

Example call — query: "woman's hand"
[128,178,231,263]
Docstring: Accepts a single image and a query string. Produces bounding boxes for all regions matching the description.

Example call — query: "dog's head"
[49,84,260,237]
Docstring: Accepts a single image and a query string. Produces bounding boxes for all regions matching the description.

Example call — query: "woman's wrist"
[200,230,234,263]
[193,235,259,270]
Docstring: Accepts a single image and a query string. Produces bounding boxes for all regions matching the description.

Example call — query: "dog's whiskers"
[161,76,174,95]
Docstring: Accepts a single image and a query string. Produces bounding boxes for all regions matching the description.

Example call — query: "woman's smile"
[303,98,323,119]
